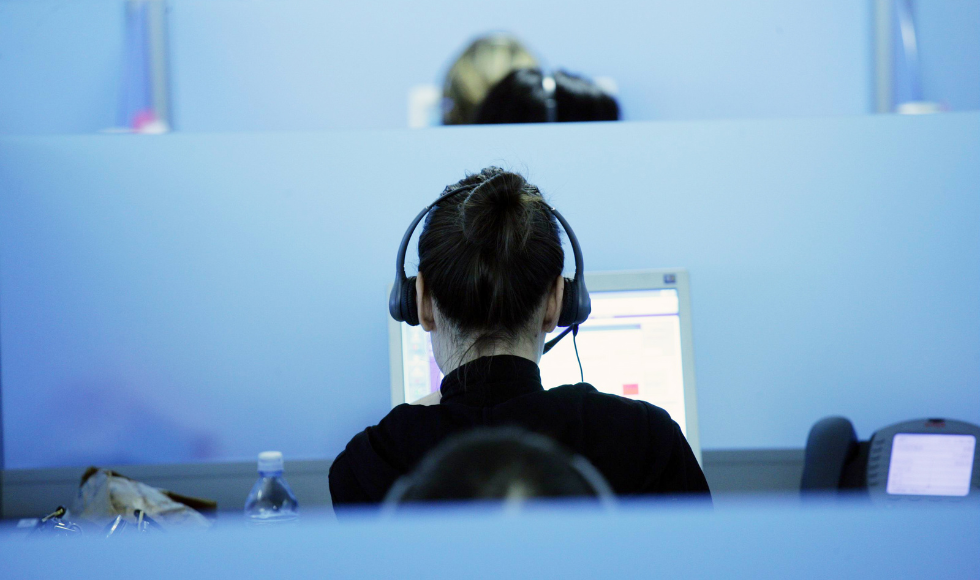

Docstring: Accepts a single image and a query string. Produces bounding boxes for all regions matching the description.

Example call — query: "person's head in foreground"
[475,68,620,124]
[442,34,539,125]
[385,427,613,508]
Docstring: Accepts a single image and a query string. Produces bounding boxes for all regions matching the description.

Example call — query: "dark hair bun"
[417,167,564,339]
[461,172,533,256]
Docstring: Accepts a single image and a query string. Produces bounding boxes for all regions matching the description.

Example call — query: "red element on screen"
[623,384,639,395]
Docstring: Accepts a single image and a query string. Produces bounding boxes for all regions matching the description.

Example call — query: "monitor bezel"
[387,268,702,465]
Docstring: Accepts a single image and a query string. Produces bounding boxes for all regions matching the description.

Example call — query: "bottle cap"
[257,451,284,473]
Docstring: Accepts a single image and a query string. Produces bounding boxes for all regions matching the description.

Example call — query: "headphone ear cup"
[402,276,420,326]
[557,276,577,328]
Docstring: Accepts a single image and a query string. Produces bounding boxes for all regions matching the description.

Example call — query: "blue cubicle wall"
[1,501,978,579]
[0,0,874,134]
[1,114,978,469]
[3,1,979,136]
[891,0,980,110]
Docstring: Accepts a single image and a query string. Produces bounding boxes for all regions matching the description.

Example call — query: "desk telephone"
[801,417,979,502]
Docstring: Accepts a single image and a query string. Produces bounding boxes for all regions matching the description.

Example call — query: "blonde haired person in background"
[442,34,538,125]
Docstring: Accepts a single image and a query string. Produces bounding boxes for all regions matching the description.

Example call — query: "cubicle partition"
[1,500,978,578]
[1,114,977,515]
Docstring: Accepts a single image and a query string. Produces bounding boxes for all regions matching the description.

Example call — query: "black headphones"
[388,182,591,328]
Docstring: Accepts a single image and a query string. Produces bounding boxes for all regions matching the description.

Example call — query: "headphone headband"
[388,182,590,328]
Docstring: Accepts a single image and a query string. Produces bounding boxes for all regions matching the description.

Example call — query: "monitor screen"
[886,433,976,496]
[399,288,690,437]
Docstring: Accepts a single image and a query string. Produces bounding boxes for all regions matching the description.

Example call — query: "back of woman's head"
[418,167,564,345]
[475,68,620,124]
[442,34,539,126]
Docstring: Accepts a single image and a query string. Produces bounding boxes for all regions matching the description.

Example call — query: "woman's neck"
[437,334,544,375]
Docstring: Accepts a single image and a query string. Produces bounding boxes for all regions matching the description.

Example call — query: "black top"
[329,355,710,506]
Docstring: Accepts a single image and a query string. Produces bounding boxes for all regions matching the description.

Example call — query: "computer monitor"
[387,269,701,463]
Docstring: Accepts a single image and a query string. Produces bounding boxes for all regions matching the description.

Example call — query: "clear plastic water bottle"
[244,451,299,526]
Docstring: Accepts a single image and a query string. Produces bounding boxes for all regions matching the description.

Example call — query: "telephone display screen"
[886,433,976,496]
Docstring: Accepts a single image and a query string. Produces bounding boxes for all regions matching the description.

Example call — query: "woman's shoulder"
[377,402,452,437]
[339,403,452,470]
[546,383,676,425]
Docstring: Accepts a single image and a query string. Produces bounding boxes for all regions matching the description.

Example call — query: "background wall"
[2,114,977,470]
[0,1,124,134]
[6,1,977,135]
[1,0,877,134]
[891,0,980,110]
